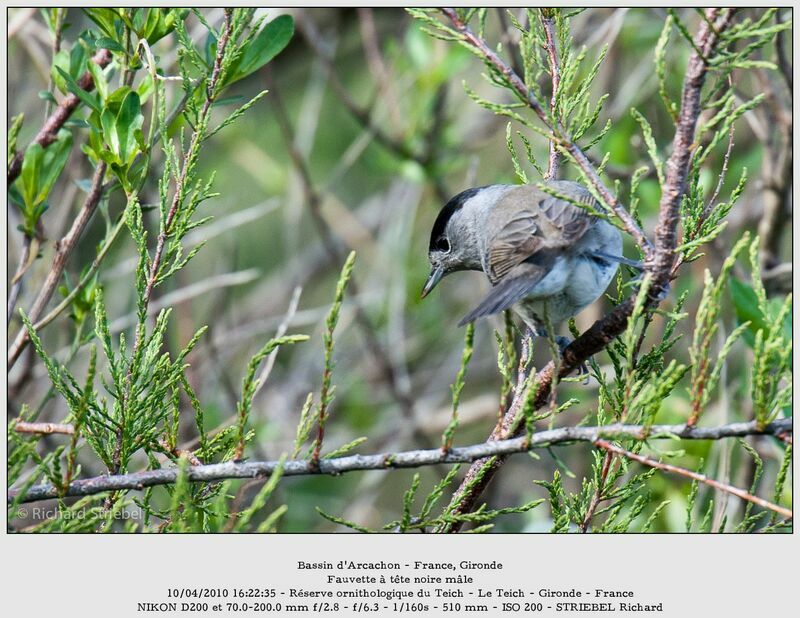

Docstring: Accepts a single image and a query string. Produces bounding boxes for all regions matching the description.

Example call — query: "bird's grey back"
[478,182,595,282]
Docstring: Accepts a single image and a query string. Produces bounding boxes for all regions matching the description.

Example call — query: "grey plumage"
[423,181,628,336]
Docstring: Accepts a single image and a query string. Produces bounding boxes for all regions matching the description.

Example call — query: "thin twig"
[7,235,34,325]
[580,450,615,532]
[17,89,210,342]
[8,417,791,504]
[540,11,561,180]
[109,10,234,480]
[594,438,792,520]
[28,214,125,332]
[496,8,525,78]
[43,8,67,119]
[7,47,112,184]
[253,286,302,399]
[107,269,260,334]
[138,16,231,325]
[8,42,198,366]
[357,8,402,128]
[156,438,202,467]
[12,421,75,435]
[703,80,736,219]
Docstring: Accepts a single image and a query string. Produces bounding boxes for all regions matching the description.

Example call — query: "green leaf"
[138,8,187,44]
[17,130,73,233]
[55,66,101,113]
[8,113,24,164]
[68,39,89,76]
[729,278,769,346]
[105,85,133,110]
[229,14,294,83]
[115,90,144,166]
[86,58,108,102]
[51,50,71,95]
[36,130,74,206]
[100,107,119,163]
[95,36,126,54]
[38,90,58,104]
[83,8,120,39]
[20,144,44,213]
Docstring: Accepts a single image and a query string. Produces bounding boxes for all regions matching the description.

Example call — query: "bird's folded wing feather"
[458,257,555,326]
[485,186,593,284]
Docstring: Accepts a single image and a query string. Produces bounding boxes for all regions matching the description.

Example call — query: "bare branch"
[7,235,34,324]
[137,15,231,321]
[12,421,75,435]
[580,450,615,532]
[540,10,560,180]
[253,286,302,399]
[594,438,792,520]
[8,417,791,504]
[650,9,734,285]
[13,86,206,344]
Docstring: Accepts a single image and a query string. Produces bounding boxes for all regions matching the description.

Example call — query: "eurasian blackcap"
[422,181,638,344]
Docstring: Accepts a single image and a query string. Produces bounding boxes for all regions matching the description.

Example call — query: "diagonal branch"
[11,81,209,349]
[594,438,792,520]
[649,8,734,283]
[8,417,791,505]
[12,421,75,435]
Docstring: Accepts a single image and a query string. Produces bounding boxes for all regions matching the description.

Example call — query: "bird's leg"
[555,335,591,381]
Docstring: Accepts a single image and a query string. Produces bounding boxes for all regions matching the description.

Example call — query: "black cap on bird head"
[422,186,485,298]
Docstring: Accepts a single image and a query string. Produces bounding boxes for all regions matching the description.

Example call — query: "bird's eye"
[434,237,451,253]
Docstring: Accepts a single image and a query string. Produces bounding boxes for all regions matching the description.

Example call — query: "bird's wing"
[537,184,595,245]
[485,183,593,284]
[486,210,544,282]
[458,254,556,326]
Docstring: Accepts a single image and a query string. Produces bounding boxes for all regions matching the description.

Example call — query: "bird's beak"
[421,267,444,299]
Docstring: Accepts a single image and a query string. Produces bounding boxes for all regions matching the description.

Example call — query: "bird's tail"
[589,251,644,271]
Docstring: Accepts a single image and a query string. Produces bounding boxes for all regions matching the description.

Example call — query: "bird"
[421,181,640,353]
